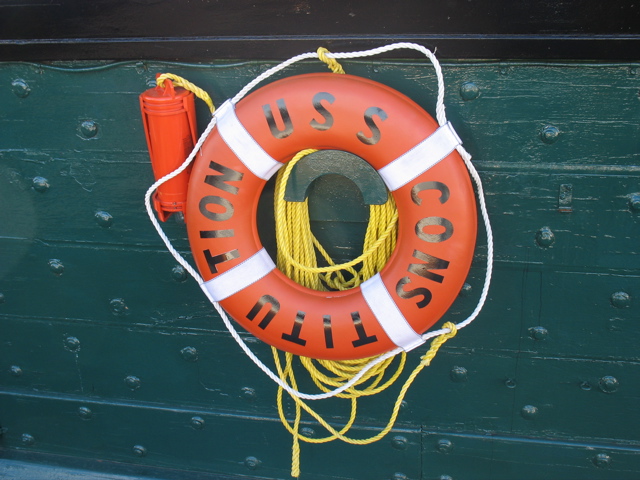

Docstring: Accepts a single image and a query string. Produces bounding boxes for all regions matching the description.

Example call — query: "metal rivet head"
[535,226,555,247]
[244,456,261,470]
[110,298,128,316]
[437,438,453,453]
[610,291,630,308]
[135,61,147,74]
[190,416,205,430]
[94,211,113,228]
[133,445,147,457]
[459,282,472,297]
[10,365,23,377]
[628,193,640,212]
[78,406,93,420]
[528,326,548,341]
[21,433,35,446]
[12,79,31,98]
[593,453,611,468]
[580,381,592,391]
[439,476,454,480]
[171,265,187,282]
[505,378,517,388]
[0,293,4,304]
[180,346,199,362]
[300,427,315,438]
[540,125,560,144]
[32,176,49,192]
[460,82,480,101]
[391,435,408,450]
[521,405,538,419]
[392,473,408,480]
[124,375,141,391]
[64,336,81,352]
[172,212,185,224]
[48,259,65,275]
[599,376,619,394]
[79,120,99,139]
[241,386,257,401]
[450,366,468,382]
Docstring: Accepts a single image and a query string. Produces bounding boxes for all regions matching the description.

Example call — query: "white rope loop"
[144,42,493,400]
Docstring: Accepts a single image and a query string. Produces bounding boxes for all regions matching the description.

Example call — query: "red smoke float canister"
[140,75,198,221]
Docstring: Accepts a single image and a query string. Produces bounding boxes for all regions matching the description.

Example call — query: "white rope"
[144,42,493,400]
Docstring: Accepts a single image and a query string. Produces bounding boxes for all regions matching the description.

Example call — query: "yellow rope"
[317,47,345,74]
[274,147,457,477]
[156,73,215,114]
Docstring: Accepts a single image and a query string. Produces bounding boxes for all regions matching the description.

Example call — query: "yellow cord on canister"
[156,73,215,114]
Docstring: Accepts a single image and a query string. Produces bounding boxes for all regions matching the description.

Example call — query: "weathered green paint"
[0,59,639,479]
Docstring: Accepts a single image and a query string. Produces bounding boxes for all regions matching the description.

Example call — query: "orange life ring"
[186,73,477,360]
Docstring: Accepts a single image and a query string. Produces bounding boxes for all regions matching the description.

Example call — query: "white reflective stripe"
[215,100,283,180]
[200,248,275,302]
[378,122,462,192]
[360,273,425,352]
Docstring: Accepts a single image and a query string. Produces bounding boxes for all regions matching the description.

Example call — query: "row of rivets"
[432,438,613,471]
[12,80,100,138]
[459,82,563,147]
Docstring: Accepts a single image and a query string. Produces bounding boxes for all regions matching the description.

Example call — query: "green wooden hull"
[1,57,639,479]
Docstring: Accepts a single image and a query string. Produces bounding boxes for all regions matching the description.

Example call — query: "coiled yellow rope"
[274,147,457,477]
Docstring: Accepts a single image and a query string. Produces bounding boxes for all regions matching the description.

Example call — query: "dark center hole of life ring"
[256,150,394,291]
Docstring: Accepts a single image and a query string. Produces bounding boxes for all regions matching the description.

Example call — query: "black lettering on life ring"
[199,195,235,222]
[323,315,334,348]
[263,99,294,139]
[204,160,244,195]
[415,216,454,243]
[310,92,335,131]
[199,229,234,238]
[350,311,378,347]
[407,249,450,284]
[246,294,280,329]
[356,106,388,145]
[281,311,307,346]
[395,277,432,308]
[203,248,240,274]
[411,181,450,205]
